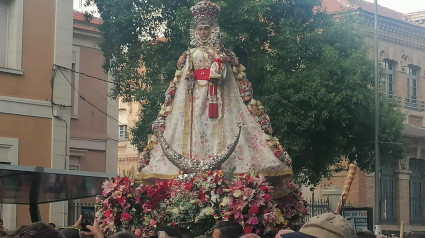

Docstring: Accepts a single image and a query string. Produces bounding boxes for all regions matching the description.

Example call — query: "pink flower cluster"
[96,172,309,237]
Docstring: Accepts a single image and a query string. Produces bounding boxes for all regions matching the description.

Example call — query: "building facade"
[0,0,117,229]
[117,98,140,177]
[314,0,425,232]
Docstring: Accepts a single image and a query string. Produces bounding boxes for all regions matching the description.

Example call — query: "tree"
[85,0,405,185]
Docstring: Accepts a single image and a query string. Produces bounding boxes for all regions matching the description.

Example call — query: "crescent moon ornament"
[158,121,243,173]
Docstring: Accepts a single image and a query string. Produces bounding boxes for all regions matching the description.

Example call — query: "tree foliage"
[86,0,405,184]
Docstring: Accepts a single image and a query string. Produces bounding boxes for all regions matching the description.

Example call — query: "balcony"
[405,98,425,112]
[385,94,402,106]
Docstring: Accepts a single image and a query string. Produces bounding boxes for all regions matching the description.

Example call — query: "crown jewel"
[191,1,220,25]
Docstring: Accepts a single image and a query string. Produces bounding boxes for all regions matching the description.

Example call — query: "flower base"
[97,171,309,237]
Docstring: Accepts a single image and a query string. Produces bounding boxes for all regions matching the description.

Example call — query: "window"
[119,125,128,140]
[0,0,23,72]
[409,159,424,225]
[383,61,394,95]
[0,0,8,67]
[407,66,419,110]
[381,163,396,224]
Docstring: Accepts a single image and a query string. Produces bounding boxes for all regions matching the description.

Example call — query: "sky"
[363,0,425,14]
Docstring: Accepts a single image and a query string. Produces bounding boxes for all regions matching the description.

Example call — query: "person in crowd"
[407,232,425,238]
[275,229,294,238]
[356,230,376,238]
[212,221,244,238]
[0,231,7,238]
[154,227,182,238]
[57,227,81,238]
[279,213,357,238]
[4,222,64,238]
[110,231,137,238]
[0,219,7,234]
[49,224,57,229]
[240,234,260,238]
[175,227,194,238]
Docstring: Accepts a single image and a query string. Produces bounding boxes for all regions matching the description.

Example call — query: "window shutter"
[0,0,8,67]
[408,76,411,99]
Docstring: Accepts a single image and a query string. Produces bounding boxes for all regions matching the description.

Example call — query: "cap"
[298,213,357,238]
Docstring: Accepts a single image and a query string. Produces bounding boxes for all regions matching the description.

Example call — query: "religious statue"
[136,1,293,196]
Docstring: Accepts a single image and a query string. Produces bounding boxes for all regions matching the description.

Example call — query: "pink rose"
[273,149,283,158]
[150,219,156,226]
[121,212,131,221]
[135,229,142,237]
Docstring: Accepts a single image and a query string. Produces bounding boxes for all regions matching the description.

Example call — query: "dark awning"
[0,164,116,204]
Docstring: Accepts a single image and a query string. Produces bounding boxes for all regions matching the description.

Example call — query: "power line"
[55,64,116,84]
[57,67,124,126]
[79,73,130,122]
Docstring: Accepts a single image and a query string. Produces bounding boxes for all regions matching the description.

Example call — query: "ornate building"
[310,0,425,232]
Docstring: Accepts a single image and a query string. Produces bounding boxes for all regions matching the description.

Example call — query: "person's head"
[58,228,80,238]
[212,221,244,238]
[175,227,194,238]
[5,222,64,238]
[154,226,182,238]
[240,234,260,238]
[197,25,211,40]
[280,213,357,238]
[0,231,7,238]
[190,1,221,47]
[0,219,3,230]
[356,230,376,238]
[110,231,137,238]
[48,223,56,228]
[407,232,425,238]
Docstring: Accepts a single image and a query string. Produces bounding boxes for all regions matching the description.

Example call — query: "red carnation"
[147,188,157,197]
[121,212,131,222]
[259,185,268,192]
[243,226,253,234]
[117,196,126,205]
[105,209,111,217]
[184,183,193,191]
[249,205,259,214]
[264,194,271,203]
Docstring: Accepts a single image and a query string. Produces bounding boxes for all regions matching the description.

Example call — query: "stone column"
[322,186,343,213]
[395,169,412,225]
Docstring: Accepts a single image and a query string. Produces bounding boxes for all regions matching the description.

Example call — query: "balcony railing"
[405,98,425,112]
[385,94,402,106]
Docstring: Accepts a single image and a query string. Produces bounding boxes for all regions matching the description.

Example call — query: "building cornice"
[356,11,425,51]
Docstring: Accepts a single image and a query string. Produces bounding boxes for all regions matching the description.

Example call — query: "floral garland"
[96,171,309,237]
[137,48,291,172]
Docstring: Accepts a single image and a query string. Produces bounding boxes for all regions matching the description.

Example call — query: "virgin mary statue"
[137,1,293,194]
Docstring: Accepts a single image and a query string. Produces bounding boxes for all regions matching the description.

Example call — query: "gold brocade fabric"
[140,47,293,179]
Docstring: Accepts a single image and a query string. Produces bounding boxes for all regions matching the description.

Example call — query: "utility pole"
[374,0,381,235]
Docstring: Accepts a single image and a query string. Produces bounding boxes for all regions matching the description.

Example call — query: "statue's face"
[197,25,211,40]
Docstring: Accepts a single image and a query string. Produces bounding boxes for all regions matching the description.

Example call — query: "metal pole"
[374,0,381,234]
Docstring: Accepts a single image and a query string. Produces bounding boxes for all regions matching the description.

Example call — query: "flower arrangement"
[96,171,309,237]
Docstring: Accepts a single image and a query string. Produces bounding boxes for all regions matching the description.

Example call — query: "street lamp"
[374,0,381,235]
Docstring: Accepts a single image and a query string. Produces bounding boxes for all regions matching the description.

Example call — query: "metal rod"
[374,0,381,233]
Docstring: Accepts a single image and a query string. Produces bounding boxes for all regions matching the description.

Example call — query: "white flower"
[211,194,219,202]
[233,189,242,197]
[203,207,214,215]
[220,197,230,206]
[171,208,180,214]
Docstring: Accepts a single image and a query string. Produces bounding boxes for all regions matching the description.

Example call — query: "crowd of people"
[0,213,424,238]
